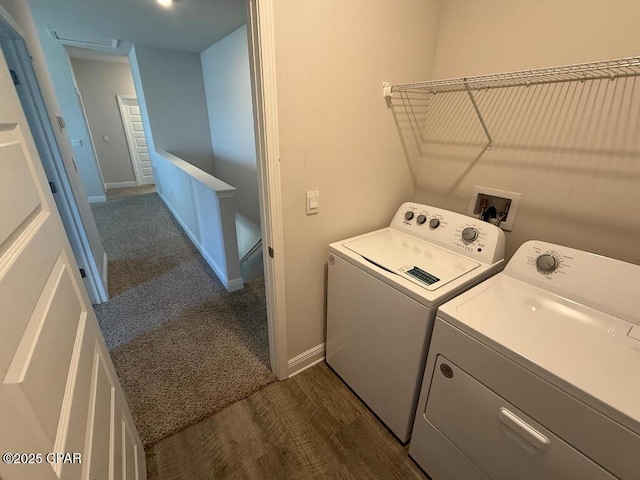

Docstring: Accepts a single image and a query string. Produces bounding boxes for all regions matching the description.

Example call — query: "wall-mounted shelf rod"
[384,55,640,97]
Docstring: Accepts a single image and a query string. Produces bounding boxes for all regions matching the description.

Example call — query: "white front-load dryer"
[326,202,505,442]
[409,241,640,479]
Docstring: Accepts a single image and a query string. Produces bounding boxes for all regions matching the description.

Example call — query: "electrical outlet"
[467,186,521,231]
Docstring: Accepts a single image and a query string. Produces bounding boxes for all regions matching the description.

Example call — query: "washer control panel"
[392,202,505,265]
[461,227,478,243]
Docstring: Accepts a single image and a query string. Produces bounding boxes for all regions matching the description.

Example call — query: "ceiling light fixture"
[157,0,172,7]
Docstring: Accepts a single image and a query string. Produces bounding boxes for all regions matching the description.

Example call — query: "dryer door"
[425,356,617,480]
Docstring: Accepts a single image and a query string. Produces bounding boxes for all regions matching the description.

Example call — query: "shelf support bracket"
[464,81,493,147]
[383,82,393,108]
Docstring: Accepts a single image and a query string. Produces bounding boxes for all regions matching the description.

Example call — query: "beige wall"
[431,0,640,79]
[272,0,441,359]
[201,25,262,259]
[131,45,215,174]
[412,0,640,265]
[70,57,137,186]
[26,2,106,199]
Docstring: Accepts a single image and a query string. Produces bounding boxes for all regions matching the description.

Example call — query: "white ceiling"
[28,0,247,55]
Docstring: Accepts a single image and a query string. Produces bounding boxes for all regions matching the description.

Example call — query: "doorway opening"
[1,0,286,448]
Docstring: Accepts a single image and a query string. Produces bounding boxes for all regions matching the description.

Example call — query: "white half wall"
[153,149,243,292]
[70,57,137,185]
[201,25,261,260]
[129,45,215,174]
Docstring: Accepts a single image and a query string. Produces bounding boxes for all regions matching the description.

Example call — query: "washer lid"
[438,274,640,433]
[343,230,480,291]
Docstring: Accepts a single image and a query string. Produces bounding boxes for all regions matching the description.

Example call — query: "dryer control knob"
[536,254,559,273]
[404,211,414,221]
[429,218,440,229]
[416,214,427,225]
[461,227,478,242]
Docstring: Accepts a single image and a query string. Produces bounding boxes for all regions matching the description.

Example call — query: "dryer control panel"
[505,240,640,327]
[391,202,505,265]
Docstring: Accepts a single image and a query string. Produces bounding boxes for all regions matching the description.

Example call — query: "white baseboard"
[226,277,245,291]
[88,195,107,204]
[105,181,137,189]
[157,191,244,292]
[288,343,325,378]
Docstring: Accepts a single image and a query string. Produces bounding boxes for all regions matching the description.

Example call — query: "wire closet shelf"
[384,55,640,96]
[383,55,640,147]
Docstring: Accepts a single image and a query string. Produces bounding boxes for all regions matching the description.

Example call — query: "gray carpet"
[91,191,275,446]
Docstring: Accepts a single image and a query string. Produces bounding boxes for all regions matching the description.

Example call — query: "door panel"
[113,410,124,480]
[0,126,41,244]
[84,347,115,480]
[123,415,139,480]
[0,43,145,480]
[5,256,84,443]
[118,96,154,185]
[59,318,93,480]
[0,214,59,368]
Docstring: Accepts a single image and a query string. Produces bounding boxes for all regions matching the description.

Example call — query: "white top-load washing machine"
[326,202,505,442]
[409,240,640,480]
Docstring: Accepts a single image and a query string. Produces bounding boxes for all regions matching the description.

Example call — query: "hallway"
[91,189,274,446]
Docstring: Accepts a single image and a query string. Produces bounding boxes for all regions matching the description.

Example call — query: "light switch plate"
[306,189,319,215]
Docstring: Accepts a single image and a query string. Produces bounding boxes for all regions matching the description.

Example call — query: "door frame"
[247,0,289,380]
[116,95,143,186]
[1,0,292,381]
[0,5,108,304]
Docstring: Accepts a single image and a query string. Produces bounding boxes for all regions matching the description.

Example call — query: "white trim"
[287,344,325,378]
[116,94,143,186]
[67,50,106,192]
[248,0,289,381]
[102,252,109,295]
[105,181,137,189]
[0,5,25,38]
[157,149,235,194]
[88,195,107,203]
[156,189,244,292]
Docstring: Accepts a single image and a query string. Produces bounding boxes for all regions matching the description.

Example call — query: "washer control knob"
[429,218,441,229]
[536,254,559,273]
[416,214,427,225]
[461,227,478,242]
[404,211,414,221]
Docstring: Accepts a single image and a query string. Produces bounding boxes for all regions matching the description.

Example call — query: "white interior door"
[0,50,145,480]
[117,96,154,186]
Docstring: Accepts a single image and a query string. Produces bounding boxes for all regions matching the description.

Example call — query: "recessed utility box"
[467,186,521,231]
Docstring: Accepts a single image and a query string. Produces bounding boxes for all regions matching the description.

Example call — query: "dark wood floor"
[145,362,428,479]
